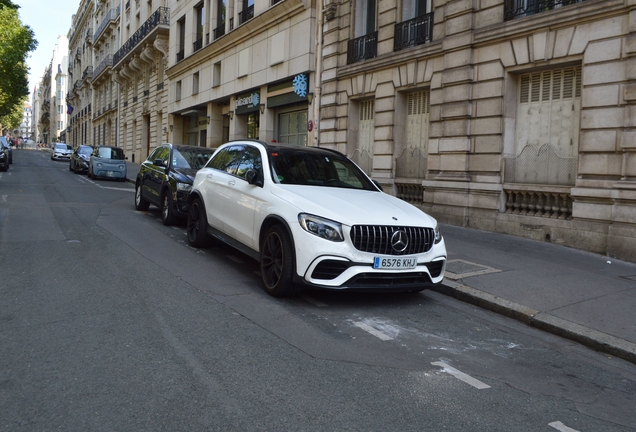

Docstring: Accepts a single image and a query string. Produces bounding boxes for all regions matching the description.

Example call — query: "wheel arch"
[259,215,298,274]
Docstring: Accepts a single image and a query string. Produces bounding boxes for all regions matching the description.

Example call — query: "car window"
[236,146,263,180]
[55,144,69,150]
[153,147,169,165]
[207,145,245,175]
[270,148,376,190]
[79,146,92,155]
[97,147,125,160]
[147,147,163,162]
[172,149,213,169]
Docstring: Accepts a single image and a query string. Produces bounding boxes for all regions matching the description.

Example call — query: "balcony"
[193,37,203,52]
[504,0,585,21]
[94,6,121,44]
[394,13,433,51]
[213,22,225,40]
[347,31,378,64]
[93,55,113,81]
[82,66,93,81]
[238,4,254,25]
[176,49,185,62]
[113,7,170,66]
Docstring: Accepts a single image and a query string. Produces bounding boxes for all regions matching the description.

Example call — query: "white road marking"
[431,361,491,389]
[353,322,394,341]
[1,195,7,202]
[99,186,133,192]
[226,255,244,264]
[548,421,580,432]
[301,296,328,307]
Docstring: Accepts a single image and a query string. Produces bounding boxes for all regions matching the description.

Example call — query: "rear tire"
[187,198,212,248]
[161,189,177,226]
[135,182,150,211]
[260,225,296,297]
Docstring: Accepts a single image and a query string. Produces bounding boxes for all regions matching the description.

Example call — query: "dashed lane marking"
[353,322,394,341]
[431,361,491,389]
[548,421,580,432]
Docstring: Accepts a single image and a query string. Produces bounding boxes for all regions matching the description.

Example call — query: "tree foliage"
[0,95,26,131]
[0,1,37,119]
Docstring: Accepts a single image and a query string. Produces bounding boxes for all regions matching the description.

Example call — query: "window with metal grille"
[519,66,582,104]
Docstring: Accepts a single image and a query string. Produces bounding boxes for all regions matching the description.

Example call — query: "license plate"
[373,257,417,270]
[107,171,114,176]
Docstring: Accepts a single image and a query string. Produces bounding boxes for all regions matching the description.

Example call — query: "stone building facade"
[319,0,636,261]
[112,0,170,164]
[166,0,316,150]
[67,0,95,148]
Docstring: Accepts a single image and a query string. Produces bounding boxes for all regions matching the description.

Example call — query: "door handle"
[228,180,236,186]
[206,174,213,179]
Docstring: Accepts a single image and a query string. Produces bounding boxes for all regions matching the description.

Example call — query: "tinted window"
[147,147,163,163]
[55,144,69,150]
[78,146,92,155]
[269,148,376,190]
[207,145,245,175]
[172,148,213,169]
[236,146,263,180]
[97,147,125,160]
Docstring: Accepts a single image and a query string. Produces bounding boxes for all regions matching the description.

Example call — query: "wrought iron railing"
[94,7,121,44]
[176,49,185,62]
[504,0,585,21]
[213,22,225,40]
[93,55,113,80]
[113,7,170,65]
[230,17,234,30]
[347,32,378,64]
[239,5,254,24]
[394,13,433,51]
[193,37,203,52]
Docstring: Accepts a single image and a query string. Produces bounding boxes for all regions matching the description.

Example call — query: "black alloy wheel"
[134,182,150,211]
[260,225,296,297]
[186,198,212,247]
[161,190,177,226]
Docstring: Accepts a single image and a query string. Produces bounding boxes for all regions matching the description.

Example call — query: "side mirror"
[372,180,384,192]
[245,169,263,187]
[154,159,165,167]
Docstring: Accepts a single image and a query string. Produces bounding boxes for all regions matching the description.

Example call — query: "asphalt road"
[1,150,635,431]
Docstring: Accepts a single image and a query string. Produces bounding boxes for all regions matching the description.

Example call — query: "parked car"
[135,143,216,225]
[69,145,93,173]
[0,141,8,172]
[0,137,12,164]
[186,140,447,296]
[88,146,127,181]
[51,143,73,161]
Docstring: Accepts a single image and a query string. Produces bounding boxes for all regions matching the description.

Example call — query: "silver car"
[51,143,73,161]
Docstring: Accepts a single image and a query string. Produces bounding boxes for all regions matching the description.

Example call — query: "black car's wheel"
[161,189,177,226]
[134,182,150,211]
[69,161,73,171]
[260,225,296,297]
[187,198,212,247]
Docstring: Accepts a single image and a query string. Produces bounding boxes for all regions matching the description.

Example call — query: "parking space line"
[431,361,490,389]
[548,421,580,432]
[353,322,394,341]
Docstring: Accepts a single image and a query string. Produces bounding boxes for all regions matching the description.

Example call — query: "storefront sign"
[235,91,260,114]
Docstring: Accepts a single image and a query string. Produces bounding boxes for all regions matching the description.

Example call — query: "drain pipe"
[313,0,324,147]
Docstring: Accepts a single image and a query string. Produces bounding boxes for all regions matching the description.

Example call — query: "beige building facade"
[319,0,636,261]
[166,0,316,149]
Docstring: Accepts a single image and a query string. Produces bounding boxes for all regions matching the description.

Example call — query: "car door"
[200,145,244,233]
[146,146,170,204]
[219,144,265,249]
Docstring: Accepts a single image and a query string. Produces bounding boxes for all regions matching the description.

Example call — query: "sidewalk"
[125,160,140,183]
[432,225,636,365]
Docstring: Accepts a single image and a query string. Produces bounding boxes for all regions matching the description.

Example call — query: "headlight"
[97,163,102,167]
[298,213,344,242]
[434,223,442,244]
[119,165,125,170]
[176,182,192,192]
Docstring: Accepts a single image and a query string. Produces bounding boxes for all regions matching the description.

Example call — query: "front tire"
[187,198,212,247]
[260,225,296,297]
[135,182,150,211]
[161,189,177,226]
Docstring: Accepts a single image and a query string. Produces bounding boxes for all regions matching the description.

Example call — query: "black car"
[135,143,216,225]
[69,145,94,173]
[0,137,12,167]
[0,141,8,172]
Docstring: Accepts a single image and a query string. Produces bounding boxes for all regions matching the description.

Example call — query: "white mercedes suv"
[187,140,446,296]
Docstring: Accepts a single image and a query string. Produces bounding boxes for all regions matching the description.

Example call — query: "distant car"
[0,137,12,165]
[135,143,216,225]
[51,143,73,161]
[0,141,8,172]
[69,145,93,173]
[88,146,127,181]
[186,140,447,296]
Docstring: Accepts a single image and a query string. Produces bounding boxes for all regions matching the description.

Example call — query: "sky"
[15,0,81,93]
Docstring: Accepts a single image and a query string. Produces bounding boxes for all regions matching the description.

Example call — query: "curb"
[431,279,636,365]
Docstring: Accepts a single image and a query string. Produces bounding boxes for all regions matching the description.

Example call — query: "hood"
[271,185,437,228]
[172,167,198,183]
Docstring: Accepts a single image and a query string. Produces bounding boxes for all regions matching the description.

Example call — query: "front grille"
[350,225,434,255]
[426,260,445,278]
[346,272,432,289]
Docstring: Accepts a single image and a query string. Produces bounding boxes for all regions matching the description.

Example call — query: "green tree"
[0,1,37,119]
[0,95,26,132]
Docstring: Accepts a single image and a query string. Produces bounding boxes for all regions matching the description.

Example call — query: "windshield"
[97,147,125,160]
[55,144,69,150]
[172,149,212,169]
[79,146,92,155]
[269,148,377,191]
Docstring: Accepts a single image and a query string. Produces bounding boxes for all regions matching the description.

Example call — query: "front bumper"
[52,153,71,160]
[288,223,447,291]
[94,162,126,179]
